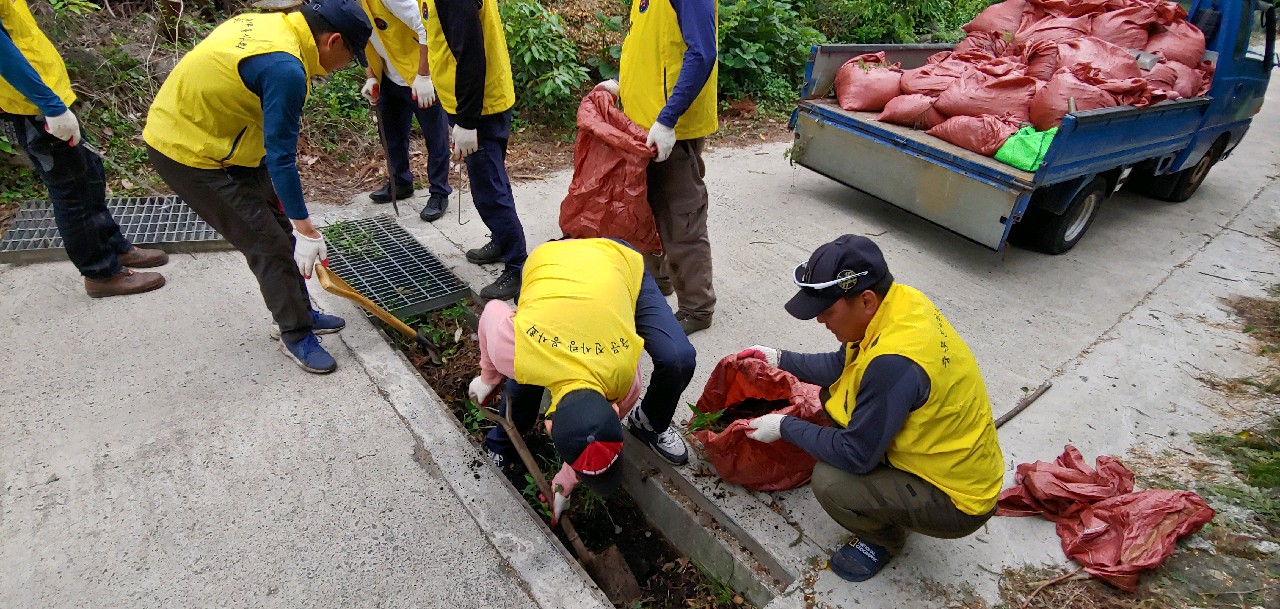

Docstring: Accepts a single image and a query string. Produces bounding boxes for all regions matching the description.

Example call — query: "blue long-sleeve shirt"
[238,52,308,220]
[656,0,717,129]
[778,345,931,474]
[0,19,68,117]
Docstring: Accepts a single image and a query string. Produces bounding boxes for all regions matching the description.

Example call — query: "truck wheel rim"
[1190,152,1214,186]
[1064,191,1100,243]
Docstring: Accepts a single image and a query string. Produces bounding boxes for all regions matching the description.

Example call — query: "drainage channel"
[0,196,228,263]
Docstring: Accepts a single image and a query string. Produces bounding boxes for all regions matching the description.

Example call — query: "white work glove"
[550,462,578,525]
[736,345,779,367]
[360,77,380,104]
[292,230,327,279]
[451,124,478,162]
[44,110,81,147]
[468,375,498,406]
[646,121,676,163]
[745,413,786,443]
[410,74,436,108]
[596,79,620,96]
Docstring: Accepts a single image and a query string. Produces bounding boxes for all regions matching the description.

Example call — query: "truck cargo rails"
[790,0,1276,254]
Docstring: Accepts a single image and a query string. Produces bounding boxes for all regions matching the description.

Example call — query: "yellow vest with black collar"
[421,0,514,116]
[0,0,75,115]
[618,0,717,139]
[825,283,1004,515]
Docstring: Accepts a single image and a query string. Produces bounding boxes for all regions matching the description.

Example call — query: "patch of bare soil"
[0,203,17,241]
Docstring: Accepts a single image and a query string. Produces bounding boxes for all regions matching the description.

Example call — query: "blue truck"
[790,0,1276,254]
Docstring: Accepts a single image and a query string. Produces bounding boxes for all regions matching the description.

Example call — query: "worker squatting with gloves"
[356,0,452,215]
[467,238,696,521]
[143,0,374,374]
[0,0,170,298]
[740,235,1005,582]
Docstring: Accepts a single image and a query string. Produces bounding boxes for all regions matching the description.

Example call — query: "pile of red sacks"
[833,0,1215,158]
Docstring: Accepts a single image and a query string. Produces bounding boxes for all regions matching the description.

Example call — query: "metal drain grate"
[0,196,228,263]
[323,215,469,319]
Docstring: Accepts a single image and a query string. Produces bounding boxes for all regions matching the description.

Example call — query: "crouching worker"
[467,238,696,517]
[740,235,1003,582]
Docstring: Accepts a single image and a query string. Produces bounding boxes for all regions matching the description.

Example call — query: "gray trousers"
[147,146,313,342]
[645,138,715,322]
[811,462,994,555]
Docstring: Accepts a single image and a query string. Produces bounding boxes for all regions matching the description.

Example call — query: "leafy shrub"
[718,0,826,108]
[301,69,375,155]
[798,0,995,44]
[500,0,592,126]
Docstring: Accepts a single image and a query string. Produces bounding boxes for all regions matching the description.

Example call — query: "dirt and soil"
[0,203,16,241]
[394,298,756,608]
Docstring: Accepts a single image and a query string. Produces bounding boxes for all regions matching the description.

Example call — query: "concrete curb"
[312,289,611,609]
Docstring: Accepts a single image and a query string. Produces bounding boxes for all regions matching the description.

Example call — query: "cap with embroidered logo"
[784,234,892,320]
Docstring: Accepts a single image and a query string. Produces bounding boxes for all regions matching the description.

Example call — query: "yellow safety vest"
[422,0,514,116]
[513,239,645,416]
[361,0,426,85]
[618,0,717,140]
[825,284,1004,516]
[143,12,322,169]
[0,0,75,115]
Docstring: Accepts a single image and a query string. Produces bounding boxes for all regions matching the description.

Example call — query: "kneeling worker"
[740,235,1003,581]
[468,238,695,516]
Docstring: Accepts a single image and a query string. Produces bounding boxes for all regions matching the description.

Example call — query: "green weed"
[687,405,726,433]
[320,221,379,258]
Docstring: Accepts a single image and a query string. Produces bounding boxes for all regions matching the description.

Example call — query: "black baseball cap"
[306,0,372,67]
[551,390,625,496]
[784,234,893,320]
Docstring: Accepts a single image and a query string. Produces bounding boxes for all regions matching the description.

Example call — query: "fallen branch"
[1020,566,1084,609]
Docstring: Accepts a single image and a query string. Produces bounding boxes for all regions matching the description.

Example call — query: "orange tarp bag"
[558,88,662,255]
[691,356,830,491]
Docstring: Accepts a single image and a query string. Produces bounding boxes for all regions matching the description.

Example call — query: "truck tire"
[1013,177,1107,255]
[1165,142,1223,202]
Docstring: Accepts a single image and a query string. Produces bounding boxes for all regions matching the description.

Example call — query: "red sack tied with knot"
[834,52,903,112]
[558,88,662,255]
[691,355,829,491]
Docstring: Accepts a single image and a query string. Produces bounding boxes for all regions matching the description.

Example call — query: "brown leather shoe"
[84,269,166,298]
[117,247,169,268]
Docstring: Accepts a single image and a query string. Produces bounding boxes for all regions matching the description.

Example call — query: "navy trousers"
[7,114,130,280]
[378,74,450,196]
[484,270,697,458]
[451,110,527,271]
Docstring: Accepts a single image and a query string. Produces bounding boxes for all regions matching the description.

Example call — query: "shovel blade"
[581,545,643,605]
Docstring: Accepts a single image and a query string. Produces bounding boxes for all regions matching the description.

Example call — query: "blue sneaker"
[270,309,346,339]
[279,333,337,374]
[829,539,892,582]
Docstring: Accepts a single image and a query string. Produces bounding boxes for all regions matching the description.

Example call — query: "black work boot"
[370,179,414,203]
[479,267,521,300]
[465,240,503,265]
[419,193,448,222]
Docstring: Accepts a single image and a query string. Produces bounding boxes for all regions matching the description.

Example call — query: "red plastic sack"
[1015,15,1091,47]
[1029,64,1151,130]
[998,446,1214,591]
[926,115,1021,156]
[964,0,1032,34]
[1195,59,1215,96]
[955,31,1015,57]
[900,59,974,97]
[974,56,1028,77]
[1145,60,1201,99]
[691,356,829,491]
[834,52,903,112]
[1089,6,1157,48]
[1023,38,1064,81]
[936,72,1039,122]
[1145,19,1205,67]
[1029,0,1109,18]
[1056,37,1142,79]
[558,88,662,255]
[877,94,947,130]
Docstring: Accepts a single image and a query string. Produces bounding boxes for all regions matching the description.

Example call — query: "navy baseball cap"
[551,390,625,496]
[784,235,893,320]
[307,0,372,67]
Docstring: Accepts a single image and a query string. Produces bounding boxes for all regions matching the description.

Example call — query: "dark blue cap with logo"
[551,390,625,496]
[306,0,372,67]
[784,234,892,320]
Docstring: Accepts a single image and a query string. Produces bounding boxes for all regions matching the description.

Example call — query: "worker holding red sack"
[740,235,1004,582]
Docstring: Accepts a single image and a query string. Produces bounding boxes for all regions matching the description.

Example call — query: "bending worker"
[468,238,695,518]
[422,0,526,301]
[740,235,1003,582]
[144,0,373,374]
[1,0,168,298]
[356,0,452,218]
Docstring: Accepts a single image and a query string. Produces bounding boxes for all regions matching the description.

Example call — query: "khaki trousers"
[811,462,994,555]
[645,138,715,321]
